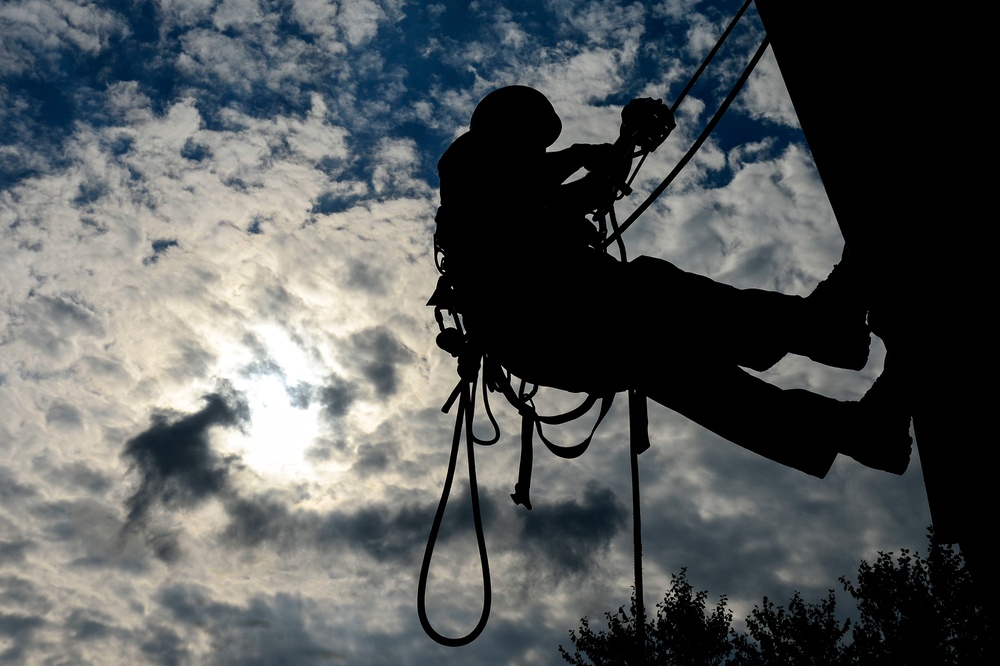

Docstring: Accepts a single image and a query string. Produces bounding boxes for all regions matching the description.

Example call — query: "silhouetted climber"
[433,85,911,478]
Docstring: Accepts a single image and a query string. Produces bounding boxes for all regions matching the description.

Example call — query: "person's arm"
[550,172,609,216]
[541,143,615,187]
[539,143,624,215]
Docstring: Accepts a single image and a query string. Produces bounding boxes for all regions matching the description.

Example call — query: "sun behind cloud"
[220,325,330,481]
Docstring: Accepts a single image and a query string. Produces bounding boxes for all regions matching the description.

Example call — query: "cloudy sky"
[0,1,932,664]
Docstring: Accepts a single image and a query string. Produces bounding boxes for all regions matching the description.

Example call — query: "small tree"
[560,528,989,664]
[841,528,989,665]
[559,569,733,665]
[730,590,849,665]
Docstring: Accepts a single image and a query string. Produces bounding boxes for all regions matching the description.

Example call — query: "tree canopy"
[560,528,990,665]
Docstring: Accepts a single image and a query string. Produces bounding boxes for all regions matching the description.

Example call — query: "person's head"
[469,86,561,149]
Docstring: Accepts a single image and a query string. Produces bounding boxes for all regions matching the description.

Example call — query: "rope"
[608,206,628,262]
[418,354,614,645]
[612,13,762,645]
[670,0,755,114]
[601,35,771,250]
[629,389,647,665]
[417,376,492,647]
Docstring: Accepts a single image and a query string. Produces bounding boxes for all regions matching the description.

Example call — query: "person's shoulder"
[439,132,479,171]
[440,131,535,168]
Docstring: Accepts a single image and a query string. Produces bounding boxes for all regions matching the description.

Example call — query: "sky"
[0,1,934,664]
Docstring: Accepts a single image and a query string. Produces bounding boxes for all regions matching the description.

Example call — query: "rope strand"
[601,36,771,250]
[629,389,647,666]
[671,0,755,113]
[417,378,493,647]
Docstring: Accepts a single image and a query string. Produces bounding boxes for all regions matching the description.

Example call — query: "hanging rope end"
[628,390,651,455]
[510,484,533,511]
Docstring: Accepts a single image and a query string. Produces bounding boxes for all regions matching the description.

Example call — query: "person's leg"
[639,362,910,477]
[626,256,793,371]
[641,362,835,476]
[627,254,870,372]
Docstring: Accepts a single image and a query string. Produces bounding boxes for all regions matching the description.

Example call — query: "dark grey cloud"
[220,491,437,565]
[140,623,190,666]
[310,328,415,424]
[317,375,358,420]
[0,575,51,615]
[156,584,342,666]
[240,357,283,379]
[351,440,396,477]
[249,280,307,328]
[144,528,184,565]
[44,399,83,428]
[121,387,249,535]
[303,436,348,463]
[31,497,149,571]
[285,380,313,409]
[0,540,33,566]
[0,611,45,664]
[65,607,114,641]
[81,353,130,381]
[520,480,628,578]
[28,298,71,332]
[345,258,388,294]
[55,461,112,495]
[0,467,37,504]
[346,326,413,399]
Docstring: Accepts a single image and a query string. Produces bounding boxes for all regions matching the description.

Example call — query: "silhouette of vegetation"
[840,529,989,665]
[560,529,989,665]
[559,569,732,666]
[728,589,848,665]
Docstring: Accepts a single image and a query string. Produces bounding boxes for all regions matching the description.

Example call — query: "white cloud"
[652,0,705,22]
[741,47,800,127]
[158,0,217,30]
[288,0,392,48]
[176,29,267,93]
[0,0,127,76]
[551,0,647,48]
[212,0,270,32]
[337,0,390,45]
[0,2,936,662]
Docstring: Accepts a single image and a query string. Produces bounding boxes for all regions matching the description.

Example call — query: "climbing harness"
[419,0,767,652]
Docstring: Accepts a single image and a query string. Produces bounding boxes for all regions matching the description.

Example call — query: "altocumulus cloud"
[0,2,936,664]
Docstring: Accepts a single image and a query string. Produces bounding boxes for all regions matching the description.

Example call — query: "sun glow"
[220,325,329,481]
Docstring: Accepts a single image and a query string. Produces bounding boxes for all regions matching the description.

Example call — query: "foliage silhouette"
[559,529,989,665]
[729,590,848,665]
[559,569,732,666]
[840,528,990,665]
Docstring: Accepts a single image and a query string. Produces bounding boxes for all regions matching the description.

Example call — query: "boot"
[838,367,912,474]
[793,248,871,370]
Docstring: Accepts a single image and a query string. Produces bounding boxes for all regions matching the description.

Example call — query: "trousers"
[462,254,841,477]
